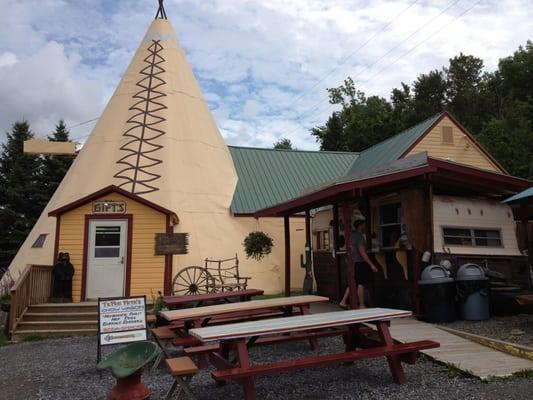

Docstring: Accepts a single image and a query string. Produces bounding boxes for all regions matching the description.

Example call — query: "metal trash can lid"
[418,265,454,284]
[456,263,487,281]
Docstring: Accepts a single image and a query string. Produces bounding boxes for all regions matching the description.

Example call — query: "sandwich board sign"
[97,296,147,363]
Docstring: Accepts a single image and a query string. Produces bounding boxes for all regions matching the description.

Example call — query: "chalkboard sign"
[97,296,147,363]
[155,232,189,255]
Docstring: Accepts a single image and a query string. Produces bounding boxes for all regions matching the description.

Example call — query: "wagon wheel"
[172,266,215,296]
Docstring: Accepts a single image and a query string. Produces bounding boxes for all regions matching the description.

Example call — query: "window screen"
[32,234,48,248]
[94,226,122,258]
[379,203,405,248]
[443,227,502,247]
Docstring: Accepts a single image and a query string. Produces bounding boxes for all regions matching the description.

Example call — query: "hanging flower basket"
[243,231,273,261]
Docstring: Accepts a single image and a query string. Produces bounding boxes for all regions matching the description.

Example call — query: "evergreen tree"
[0,121,42,265]
[39,120,75,203]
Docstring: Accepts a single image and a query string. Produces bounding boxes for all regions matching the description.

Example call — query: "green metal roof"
[344,112,444,176]
[229,146,359,213]
[502,187,533,204]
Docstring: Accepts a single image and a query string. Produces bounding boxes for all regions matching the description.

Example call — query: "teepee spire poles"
[155,0,168,20]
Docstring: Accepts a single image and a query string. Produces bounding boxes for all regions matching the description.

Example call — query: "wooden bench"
[184,327,351,362]
[151,326,177,359]
[212,340,438,381]
[164,357,199,400]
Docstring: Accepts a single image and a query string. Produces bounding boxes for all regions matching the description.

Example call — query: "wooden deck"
[390,317,533,379]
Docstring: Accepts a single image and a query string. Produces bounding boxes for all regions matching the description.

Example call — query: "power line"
[283,0,479,137]
[289,0,420,107]
[286,0,463,123]
[362,0,482,83]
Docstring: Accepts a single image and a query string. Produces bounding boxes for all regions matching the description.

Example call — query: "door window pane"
[95,247,120,258]
[95,226,121,246]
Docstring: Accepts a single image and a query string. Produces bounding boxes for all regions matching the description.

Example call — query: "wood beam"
[332,204,342,301]
[341,203,357,309]
[284,215,291,297]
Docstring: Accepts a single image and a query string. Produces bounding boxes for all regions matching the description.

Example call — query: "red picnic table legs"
[375,321,407,384]
[235,339,257,400]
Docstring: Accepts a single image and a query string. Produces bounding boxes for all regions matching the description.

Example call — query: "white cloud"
[0,0,531,149]
[0,52,18,67]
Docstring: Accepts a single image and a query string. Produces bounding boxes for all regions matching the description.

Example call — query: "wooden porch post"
[341,203,357,309]
[284,215,291,297]
[520,203,532,267]
[332,204,342,300]
[304,210,313,293]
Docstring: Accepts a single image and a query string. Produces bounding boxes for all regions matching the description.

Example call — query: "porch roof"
[254,153,532,217]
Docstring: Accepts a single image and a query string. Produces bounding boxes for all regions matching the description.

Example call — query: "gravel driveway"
[0,336,532,400]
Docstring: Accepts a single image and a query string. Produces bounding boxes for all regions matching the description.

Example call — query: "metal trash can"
[418,265,457,323]
[456,263,489,321]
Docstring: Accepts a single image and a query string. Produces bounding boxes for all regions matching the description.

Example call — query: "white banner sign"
[98,296,147,346]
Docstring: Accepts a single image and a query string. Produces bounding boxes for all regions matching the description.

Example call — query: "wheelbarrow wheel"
[172,266,215,296]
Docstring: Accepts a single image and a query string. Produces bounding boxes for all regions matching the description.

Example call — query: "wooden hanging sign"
[155,232,189,255]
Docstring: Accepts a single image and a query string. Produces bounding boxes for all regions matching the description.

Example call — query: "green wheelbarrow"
[97,341,162,400]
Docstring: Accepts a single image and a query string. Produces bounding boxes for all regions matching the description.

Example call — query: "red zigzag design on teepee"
[114,39,167,195]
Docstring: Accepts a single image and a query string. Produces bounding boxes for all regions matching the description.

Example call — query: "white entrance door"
[86,220,128,299]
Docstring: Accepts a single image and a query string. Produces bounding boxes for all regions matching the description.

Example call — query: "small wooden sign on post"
[155,233,189,255]
[97,296,147,364]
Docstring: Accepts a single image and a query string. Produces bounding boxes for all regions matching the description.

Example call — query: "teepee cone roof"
[6,15,237,276]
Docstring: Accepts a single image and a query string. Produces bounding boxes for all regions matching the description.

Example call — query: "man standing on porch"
[339,214,378,309]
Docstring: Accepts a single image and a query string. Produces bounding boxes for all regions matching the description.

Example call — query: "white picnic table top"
[189,308,412,341]
[159,295,329,322]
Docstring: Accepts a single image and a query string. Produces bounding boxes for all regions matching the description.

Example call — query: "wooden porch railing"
[8,264,53,334]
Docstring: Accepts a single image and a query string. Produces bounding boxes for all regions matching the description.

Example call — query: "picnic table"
[189,308,440,400]
[162,288,264,309]
[160,295,328,330]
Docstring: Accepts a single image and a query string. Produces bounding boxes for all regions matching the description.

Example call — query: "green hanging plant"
[243,231,273,261]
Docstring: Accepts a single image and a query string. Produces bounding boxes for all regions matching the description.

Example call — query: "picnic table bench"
[162,288,264,309]
[189,308,440,400]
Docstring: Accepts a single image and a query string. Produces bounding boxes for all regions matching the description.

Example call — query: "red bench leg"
[376,321,407,384]
[235,339,257,400]
[299,305,319,351]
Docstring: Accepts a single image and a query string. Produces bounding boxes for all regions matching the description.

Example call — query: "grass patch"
[512,369,533,379]
[20,333,45,342]
[0,331,8,346]
[440,362,473,379]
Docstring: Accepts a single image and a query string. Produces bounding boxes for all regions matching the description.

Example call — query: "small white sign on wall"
[97,296,147,349]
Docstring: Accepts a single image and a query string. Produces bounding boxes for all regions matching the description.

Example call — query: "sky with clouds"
[0,0,531,149]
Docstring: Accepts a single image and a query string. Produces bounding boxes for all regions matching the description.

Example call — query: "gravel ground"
[441,314,533,347]
[1,336,532,400]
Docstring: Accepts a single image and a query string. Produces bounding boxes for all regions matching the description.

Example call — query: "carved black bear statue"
[52,252,75,301]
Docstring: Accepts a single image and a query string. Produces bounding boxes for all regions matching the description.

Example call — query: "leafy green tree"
[445,54,485,132]
[311,112,346,151]
[0,121,42,265]
[312,41,533,178]
[273,138,293,150]
[412,70,447,120]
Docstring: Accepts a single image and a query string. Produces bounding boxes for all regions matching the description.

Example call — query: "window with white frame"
[442,227,502,247]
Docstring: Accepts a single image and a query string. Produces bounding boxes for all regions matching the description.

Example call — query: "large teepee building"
[5,5,314,300]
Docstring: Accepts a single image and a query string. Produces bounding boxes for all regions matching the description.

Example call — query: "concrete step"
[12,328,97,341]
[27,303,97,314]
[23,312,98,322]
[16,320,98,331]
